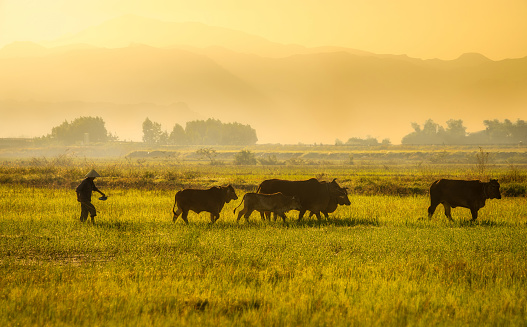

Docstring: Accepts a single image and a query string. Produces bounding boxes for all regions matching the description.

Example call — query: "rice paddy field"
[1,145,527,326]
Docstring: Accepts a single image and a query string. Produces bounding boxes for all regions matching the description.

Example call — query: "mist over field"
[1,14,526,144]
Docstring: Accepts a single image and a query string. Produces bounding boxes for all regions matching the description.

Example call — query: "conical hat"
[85,169,101,178]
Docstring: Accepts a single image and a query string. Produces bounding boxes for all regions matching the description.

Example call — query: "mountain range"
[0,15,526,144]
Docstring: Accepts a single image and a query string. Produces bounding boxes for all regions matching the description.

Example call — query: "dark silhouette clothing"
[79,201,97,222]
[76,177,103,222]
[76,178,100,202]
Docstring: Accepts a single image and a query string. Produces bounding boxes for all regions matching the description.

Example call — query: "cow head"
[328,178,349,198]
[487,179,501,199]
[336,193,351,206]
[290,196,302,211]
[223,185,238,203]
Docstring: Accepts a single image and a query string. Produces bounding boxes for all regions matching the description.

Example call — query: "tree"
[50,116,113,144]
[142,118,167,144]
[169,123,187,145]
[402,119,446,144]
[185,118,257,145]
[196,148,218,165]
[345,137,379,146]
[444,119,467,144]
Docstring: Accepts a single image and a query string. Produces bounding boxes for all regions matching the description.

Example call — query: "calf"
[173,185,238,224]
[234,192,302,223]
[428,179,501,221]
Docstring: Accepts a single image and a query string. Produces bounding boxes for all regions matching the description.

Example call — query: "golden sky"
[1,0,527,60]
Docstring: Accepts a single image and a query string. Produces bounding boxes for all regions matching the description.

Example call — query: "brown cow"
[172,185,238,224]
[309,192,351,219]
[428,179,501,221]
[256,178,347,221]
[234,192,302,223]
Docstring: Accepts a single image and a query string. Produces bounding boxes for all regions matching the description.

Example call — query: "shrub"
[234,150,257,165]
[502,183,527,197]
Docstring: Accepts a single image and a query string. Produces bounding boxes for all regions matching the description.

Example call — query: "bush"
[234,150,257,165]
[502,183,527,197]
[258,155,282,165]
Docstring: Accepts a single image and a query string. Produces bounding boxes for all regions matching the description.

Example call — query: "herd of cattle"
[171,178,502,224]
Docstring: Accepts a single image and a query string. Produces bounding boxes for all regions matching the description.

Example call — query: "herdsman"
[76,170,106,223]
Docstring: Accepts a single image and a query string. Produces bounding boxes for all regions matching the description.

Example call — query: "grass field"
[1,153,527,326]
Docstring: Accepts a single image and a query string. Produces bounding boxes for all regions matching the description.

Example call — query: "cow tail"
[233,194,246,214]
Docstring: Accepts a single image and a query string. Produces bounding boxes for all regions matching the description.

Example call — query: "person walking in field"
[76,169,106,223]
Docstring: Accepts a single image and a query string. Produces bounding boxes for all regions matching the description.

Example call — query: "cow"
[309,192,351,219]
[172,185,238,224]
[234,192,302,223]
[256,178,348,221]
[428,179,501,221]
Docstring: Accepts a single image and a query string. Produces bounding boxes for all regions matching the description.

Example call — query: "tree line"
[142,117,258,145]
[42,116,525,146]
[336,119,527,146]
[42,116,258,145]
[401,119,527,145]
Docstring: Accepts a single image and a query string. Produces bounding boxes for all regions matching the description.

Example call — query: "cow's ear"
[332,178,337,182]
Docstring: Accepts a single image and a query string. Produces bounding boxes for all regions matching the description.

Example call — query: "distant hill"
[41,15,375,58]
[0,16,526,143]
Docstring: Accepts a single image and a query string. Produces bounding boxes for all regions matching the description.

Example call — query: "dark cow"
[256,178,347,221]
[172,185,238,224]
[309,191,351,219]
[234,192,302,223]
[428,179,501,221]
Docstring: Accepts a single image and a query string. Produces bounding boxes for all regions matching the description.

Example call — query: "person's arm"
[93,182,105,197]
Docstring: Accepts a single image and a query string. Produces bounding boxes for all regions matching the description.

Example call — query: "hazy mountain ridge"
[1,15,526,143]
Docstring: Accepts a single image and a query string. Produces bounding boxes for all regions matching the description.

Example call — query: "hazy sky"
[1,0,527,60]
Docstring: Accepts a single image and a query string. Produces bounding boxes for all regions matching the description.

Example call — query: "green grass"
[2,184,527,326]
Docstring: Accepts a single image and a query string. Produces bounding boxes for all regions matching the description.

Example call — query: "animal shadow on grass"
[454,219,508,228]
[296,216,380,228]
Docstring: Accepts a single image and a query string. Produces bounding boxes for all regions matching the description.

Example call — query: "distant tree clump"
[142,118,168,144]
[345,137,380,146]
[49,116,116,144]
[143,118,258,145]
[234,150,257,165]
[401,118,527,145]
[336,136,389,146]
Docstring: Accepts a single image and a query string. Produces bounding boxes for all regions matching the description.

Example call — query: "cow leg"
[181,211,189,224]
[244,209,254,222]
[314,212,323,221]
[264,211,271,220]
[443,203,453,221]
[209,212,216,223]
[470,208,479,221]
[322,211,329,220]
[278,212,287,223]
[173,208,183,222]
[297,209,306,221]
[259,211,266,221]
[237,208,247,223]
